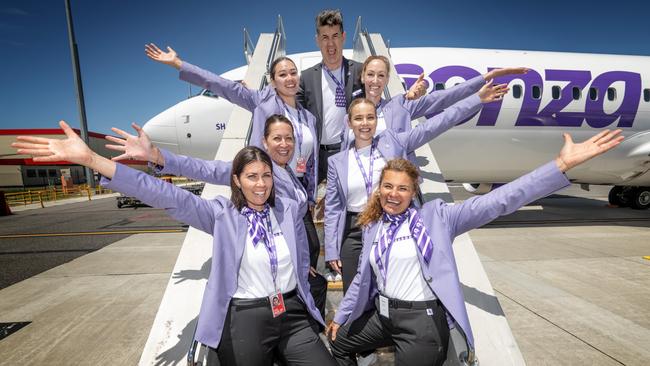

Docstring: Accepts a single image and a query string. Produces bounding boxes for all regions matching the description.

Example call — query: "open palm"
[145,43,181,69]
[478,80,509,103]
[12,121,94,166]
[557,130,623,171]
[105,123,158,162]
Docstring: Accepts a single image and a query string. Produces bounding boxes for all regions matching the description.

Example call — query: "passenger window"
[532,85,541,99]
[607,87,616,101]
[551,86,561,100]
[38,169,47,178]
[26,169,36,178]
[572,87,581,100]
[512,85,522,99]
[551,85,562,99]
[434,83,445,91]
[589,87,598,101]
[48,169,58,177]
[644,88,650,102]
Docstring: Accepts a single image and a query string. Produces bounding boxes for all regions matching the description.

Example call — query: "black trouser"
[319,143,341,184]
[340,211,362,294]
[208,290,336,366]
[303,210,320,269]
[330,297,449,366]
[301,206,327,320]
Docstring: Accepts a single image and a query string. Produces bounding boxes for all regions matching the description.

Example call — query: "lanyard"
[323,63,345,91]
[281,100,304,157]
[286,166,307,205]
[374,214,408,287]
[323,60,346,108]
[263,213,279,290]
[353,140,377,197]
[376,99,385,118]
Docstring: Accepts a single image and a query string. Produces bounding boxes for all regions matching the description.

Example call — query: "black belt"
[320,143,341,152]
[231,289,297,307]
[377,295,439,310]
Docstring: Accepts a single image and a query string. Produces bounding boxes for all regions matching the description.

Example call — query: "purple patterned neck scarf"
[374,208,433,286]
[241,204,279,286]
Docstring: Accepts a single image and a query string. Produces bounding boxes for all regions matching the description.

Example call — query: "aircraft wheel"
[630,187,650,210]
[608,186,629,207]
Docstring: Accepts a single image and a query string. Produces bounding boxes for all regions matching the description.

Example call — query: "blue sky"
[2,0,649,136]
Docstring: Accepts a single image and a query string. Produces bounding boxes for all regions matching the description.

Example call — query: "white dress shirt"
[233,210,297,298]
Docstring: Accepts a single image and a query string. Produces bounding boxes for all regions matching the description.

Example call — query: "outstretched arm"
[443,130,624,238]
[404,67,527,119]
[13,121,222,234]
[145,43,260,111]
[400,81,509,152]
[106,123,232,185]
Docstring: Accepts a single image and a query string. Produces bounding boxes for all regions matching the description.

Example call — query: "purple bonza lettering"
[395,64,640,129]
[538,70,591,127]
[395,64,426,90]
[427,66,481,125]
[585,71,641,128]
[482,68,545,127]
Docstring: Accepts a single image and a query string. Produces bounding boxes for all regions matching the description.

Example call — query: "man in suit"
[297,9,364,183]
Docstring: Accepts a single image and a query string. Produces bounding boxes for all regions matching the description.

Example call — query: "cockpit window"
[201,89,219,98]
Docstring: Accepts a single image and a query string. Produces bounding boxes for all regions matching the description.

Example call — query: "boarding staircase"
[138,15,524,366]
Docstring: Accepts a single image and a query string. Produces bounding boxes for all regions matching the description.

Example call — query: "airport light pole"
[64,0,95,188]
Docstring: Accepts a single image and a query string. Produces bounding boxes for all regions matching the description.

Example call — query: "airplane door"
[176,112,192,155]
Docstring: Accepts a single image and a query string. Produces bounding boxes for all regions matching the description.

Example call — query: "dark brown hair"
[357,159,420,227]
[230,146,276,210]
[264,114,294,140]
[315,9,344,33]
[269,57,296,80]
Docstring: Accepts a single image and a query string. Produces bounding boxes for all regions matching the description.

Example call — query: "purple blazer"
[340,75,486,153]
[179,62,319,205]
[100,164,323,348]
[324,95,482,262]
[155,148,309,217]
[333,161,571,348]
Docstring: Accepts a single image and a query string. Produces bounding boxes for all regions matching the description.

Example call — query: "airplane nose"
[142,109,181,154]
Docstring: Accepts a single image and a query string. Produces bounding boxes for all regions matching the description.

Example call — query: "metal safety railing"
[244,15,287,145]
[243,28,255,65]
[3,185,112,208]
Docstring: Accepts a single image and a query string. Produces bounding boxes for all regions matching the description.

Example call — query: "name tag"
[270,292,286,317]
[296,156,307,173]
[378,294,389,319]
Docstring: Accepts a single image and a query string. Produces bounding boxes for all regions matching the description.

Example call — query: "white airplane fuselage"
[142,47,650,187]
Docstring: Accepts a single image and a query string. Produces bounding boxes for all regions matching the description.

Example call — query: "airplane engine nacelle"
[462,183,496,195]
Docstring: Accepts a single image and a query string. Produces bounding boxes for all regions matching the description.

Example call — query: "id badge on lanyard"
[262,212,286,317]
[295,156,307,173]
[269,292,286,317]
[379,294,389,319]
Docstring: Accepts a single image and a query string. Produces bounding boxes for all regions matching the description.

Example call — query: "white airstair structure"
[139,15,525,366]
